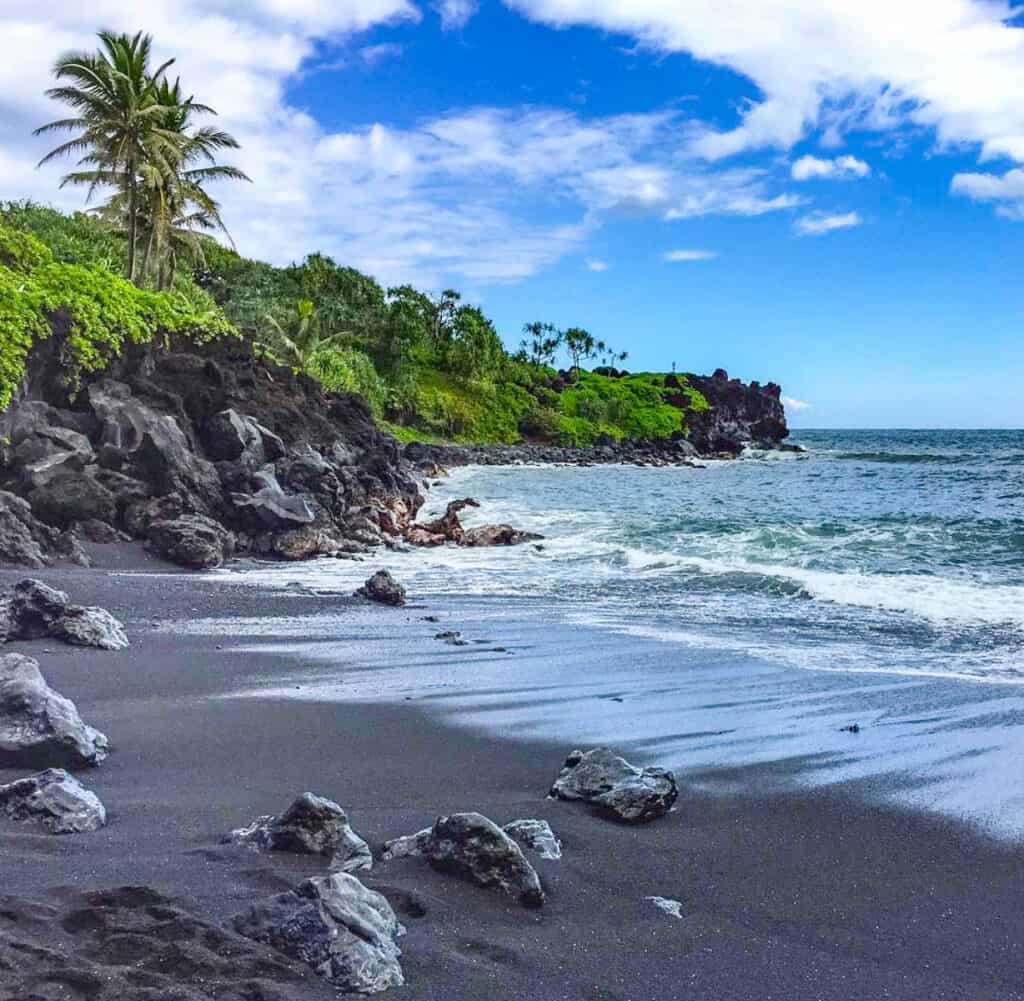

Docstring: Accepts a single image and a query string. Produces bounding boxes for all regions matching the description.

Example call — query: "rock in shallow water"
[0,654,109,768]
[226,792,372,872]
[0,767,106,833]
[356,570,406,606]
[232,872,404,994]
[549,747,678,823]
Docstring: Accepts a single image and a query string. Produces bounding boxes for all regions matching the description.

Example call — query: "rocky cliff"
[0,340,423,569]
[683,369,789,455]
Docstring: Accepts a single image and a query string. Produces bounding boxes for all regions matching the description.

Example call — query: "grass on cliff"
[0,201,708,445]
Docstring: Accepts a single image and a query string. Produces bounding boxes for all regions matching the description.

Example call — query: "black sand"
[1,553,1023,1000]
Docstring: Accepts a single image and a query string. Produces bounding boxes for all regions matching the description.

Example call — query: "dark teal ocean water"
[373,429,1024,684]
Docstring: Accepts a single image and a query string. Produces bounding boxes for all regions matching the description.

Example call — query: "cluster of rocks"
[0,341,424,571]
[685,368,789,456]
[209,745,673,994]
[0,652,110,834]
[0,579,125,836]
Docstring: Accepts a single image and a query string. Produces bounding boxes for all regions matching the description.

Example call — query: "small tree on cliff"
[564,327,598,378]
[520,321,562,368]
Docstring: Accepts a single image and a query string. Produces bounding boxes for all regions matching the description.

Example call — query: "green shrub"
[0,225,53,273]
[308,347,388,416]
[0,201,125,272]
[0,236,236,408]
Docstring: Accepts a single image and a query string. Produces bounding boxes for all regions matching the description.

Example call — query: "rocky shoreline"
[0,348,792,574]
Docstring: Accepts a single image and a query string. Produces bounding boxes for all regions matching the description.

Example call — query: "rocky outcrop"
[232,873,405,994]
[356,570,406,607]
[0,579,128,650]
[0,653,109,768]
[225,792,372,873]
[549,747,678,823]
[406,497,542,548]
[404,369,789,465]
[684,369,788,455]
[0,339,424,570]
[0,767,106,833]
[383,812,544,908]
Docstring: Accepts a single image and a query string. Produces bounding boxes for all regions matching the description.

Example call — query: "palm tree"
[260,300,351,372]
[135,78,249,288]
[34,31,176,283]
[35,32,249,290]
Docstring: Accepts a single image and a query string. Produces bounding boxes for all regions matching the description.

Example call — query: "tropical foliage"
[3,28,710,445]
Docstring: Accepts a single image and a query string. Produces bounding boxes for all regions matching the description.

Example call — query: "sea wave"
[835,451,970,464]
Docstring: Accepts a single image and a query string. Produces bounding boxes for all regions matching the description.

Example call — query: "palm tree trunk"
[126,160,138,284]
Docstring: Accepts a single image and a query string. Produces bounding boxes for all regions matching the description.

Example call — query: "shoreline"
[2,556,1024,998]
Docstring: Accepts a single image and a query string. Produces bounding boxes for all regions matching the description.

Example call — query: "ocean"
[208,429,1024,835]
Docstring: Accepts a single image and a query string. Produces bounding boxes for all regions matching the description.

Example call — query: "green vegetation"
[0,29,709,444]
[0,217,233,407]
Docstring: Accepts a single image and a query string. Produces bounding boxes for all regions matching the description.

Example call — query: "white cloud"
[0,2,813,287]
[504,0,1024,178]
[434,0,478,30]
[950,167,1024,218]
[585,258,609,271]
[359,42,404,66]
[1,5,795,287]
[663,249,717,261]
[793,210,863,236]
[791,154,870,181]
[782,395,812,411]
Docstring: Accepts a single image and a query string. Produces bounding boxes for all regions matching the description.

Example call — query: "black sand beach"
[2,552,1024,1000]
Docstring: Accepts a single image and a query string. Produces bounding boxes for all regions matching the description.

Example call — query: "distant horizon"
[787,425,1024,432]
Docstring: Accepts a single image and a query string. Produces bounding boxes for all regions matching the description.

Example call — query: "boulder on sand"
[50,604,129,651]
[0,653,109,768]
[0,579,128,650]
[232,873,405,994]
[0,768,106,833]
[147,514,235,569]
[549,747,678,823]
[384,812,544,908]
[225,792,372,872]
[503,818,562,860]
[356,570,406,607]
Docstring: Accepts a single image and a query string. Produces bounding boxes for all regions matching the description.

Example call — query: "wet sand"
[2,553,1024,1000]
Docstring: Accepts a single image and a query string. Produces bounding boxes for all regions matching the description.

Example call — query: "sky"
[2,1,1024,427]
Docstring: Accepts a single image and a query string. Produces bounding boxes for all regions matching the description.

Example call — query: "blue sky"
[3,1,1024,427]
